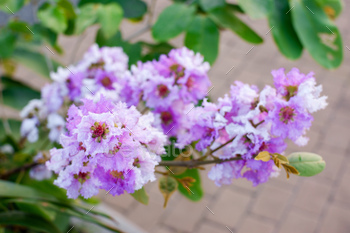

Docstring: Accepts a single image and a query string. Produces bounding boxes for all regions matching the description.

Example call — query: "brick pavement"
[3,0,350,232]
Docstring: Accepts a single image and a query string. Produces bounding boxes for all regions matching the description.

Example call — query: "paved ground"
[3,0,350,232]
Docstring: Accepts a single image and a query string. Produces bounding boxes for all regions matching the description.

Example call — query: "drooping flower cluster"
[204,68,327,186]
[120,47,211,137]
[46,96,166,198]
[20,44,128,143]
[19,44,327,194]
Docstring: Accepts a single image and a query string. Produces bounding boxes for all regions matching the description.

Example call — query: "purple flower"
[46,96,166,199]
[268,98,313,143]
[272,68,314,99]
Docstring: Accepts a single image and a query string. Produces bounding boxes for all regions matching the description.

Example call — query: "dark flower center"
[170,63,185,80]
[74,172,90,183]
[110,170,124,180]
[279,106,295,124]
[90,122,109,143]
[157,84,169,98]
[186,77,194,89]
[101,76,112,88]
[161,111,173,125]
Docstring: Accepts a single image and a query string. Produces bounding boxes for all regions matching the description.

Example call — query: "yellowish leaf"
[255,151,270,162]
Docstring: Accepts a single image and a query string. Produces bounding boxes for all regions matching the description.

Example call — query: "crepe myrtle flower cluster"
[19,45,327,196]
[203,68,327,186]
[119,47,211,136]
[46,96,167,198]
[20,44,128,143]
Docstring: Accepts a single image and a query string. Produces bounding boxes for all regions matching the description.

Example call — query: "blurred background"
[1,0,350,233]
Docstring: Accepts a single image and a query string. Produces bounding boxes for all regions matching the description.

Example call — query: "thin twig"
[210,137,236,154]
[0,162,38,179]
[158,157,242,168]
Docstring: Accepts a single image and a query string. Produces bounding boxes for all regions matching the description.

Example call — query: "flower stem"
[210,137,236,154]
[158,157,242,168]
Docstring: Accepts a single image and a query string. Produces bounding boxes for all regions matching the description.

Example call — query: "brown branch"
[210,137,236,154]
[0,162,38,179]
[158,157,242,168]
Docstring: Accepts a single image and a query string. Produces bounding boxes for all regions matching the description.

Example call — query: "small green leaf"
[130,187,149,205]
[290,0,343,69]
[1,76,40,110]
[209,6,263,44]
[152,3,196,42]
[141,42,174,62]
[238,0,269,19]
[0,31,16,59]
[97,3,123,39]
[159,176,178,208]
[185,15,219,64]
[12,48,60,78]
[115,0,147,19]
[57,0,77,19]
[174,168,203,202]
[267,0,303,60]
[287,152,326,177]
[75,4,99,34]
[37,3,68,33]
[32,23,59,50]
[78,0,147,18]
[0,211,61,233]
[0,0,25,13]
[199,0,225,12]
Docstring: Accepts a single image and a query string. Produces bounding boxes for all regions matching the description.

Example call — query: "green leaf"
[0,119,21,141]
[115,0,147,19]
[12,48,60,78]
[267,0,303,60]
[185,15,219,64]
[238,0,269,19]
[0,180,59,202]
[152,3,196,42]
[78,0,147,19]
[199,0,225,11]
[0,31,16,59]
[159,176,178,208]
[130,187,149,205]
[141,42,174,62]
[37,3,68,33]
[75,3,99,34]
[57,0,77,19]
[96,30,141,66]
[290,0,343,69]
[97,3,123,39]
[15,202,57,221]
[174,168,203,202]
[209,6,263,44]
[0,0,25,13]
[32,24,59,50]
[287,152,326,177]
[315,0,343,19]
[1,76,40,110]
[8,20,31,36]
[0,211,61,233]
